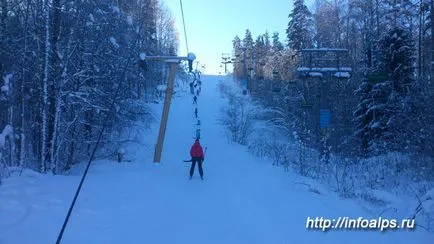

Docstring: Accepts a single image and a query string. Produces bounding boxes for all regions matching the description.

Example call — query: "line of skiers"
[190,74,201,96]
[189,79,202,96]
[188,73,204,180]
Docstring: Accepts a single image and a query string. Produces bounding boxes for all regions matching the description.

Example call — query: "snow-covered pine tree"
[263,30,271,54]
[363,26,416,153]
[232,35,243,79]
[272,32,284,53]
[253,34,265,81]
[353,79,374,156]
[378,27,415,94]
[364,80,394,155]
[254,35,264,54]
[243,29,254,50]
[286,0,313,52]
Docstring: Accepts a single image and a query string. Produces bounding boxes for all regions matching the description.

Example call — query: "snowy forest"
[227,0,434,203]
[0,0,180,179]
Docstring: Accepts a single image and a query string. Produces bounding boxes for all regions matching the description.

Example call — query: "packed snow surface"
[0,75,432,244]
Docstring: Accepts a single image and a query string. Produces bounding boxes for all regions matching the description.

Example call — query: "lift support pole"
[154,61,178,163]
[141,54,195,163]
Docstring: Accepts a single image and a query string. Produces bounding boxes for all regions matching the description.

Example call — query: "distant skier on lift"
[189,139,205,180]
[193,95,197,104]
[189,82,194,94]
[194,107,198,118]
[195,128,201,139]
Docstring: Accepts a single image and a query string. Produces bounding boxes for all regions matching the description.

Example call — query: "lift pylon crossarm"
[141,53,195,63]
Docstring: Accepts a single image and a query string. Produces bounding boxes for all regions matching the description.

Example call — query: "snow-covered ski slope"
[0,75,432,244]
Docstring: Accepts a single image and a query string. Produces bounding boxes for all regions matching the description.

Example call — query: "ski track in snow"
[0,75,432,244]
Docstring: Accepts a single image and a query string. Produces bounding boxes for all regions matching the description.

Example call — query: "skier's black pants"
[189,157,203,177]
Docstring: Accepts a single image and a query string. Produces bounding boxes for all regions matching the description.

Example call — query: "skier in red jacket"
[189,139,205,180]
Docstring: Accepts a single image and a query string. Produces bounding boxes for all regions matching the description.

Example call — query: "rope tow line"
[179,0,189,54]
[55,18,145,244]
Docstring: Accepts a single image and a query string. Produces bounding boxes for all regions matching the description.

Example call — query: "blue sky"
[163,0,309,75]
